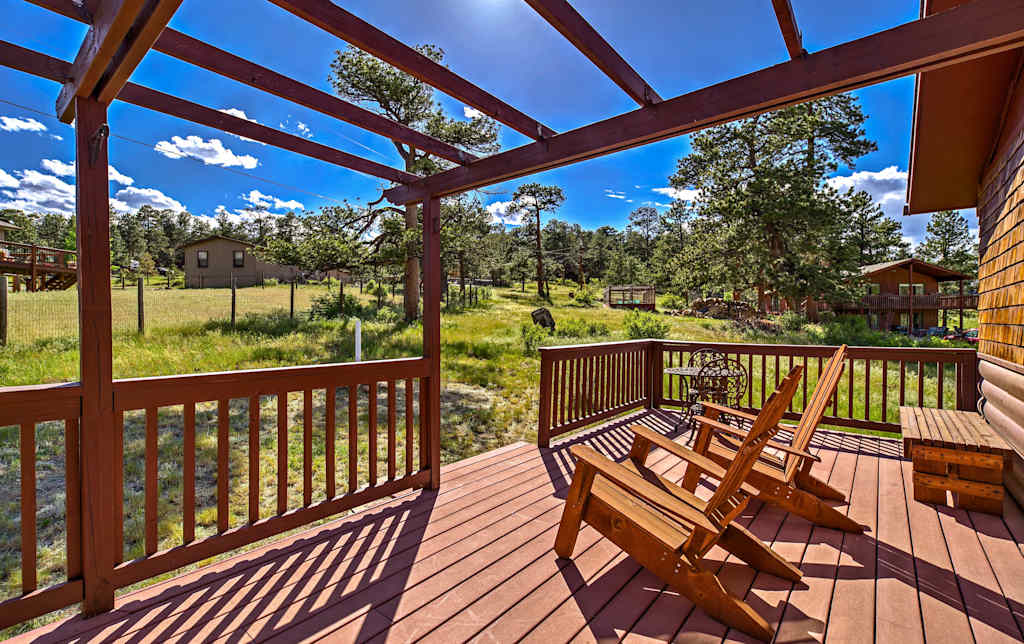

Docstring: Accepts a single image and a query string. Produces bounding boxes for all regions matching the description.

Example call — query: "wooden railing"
[0,357,435,629]
[538,339,979,445]
[0,240,77,271]
[833,293,979,311]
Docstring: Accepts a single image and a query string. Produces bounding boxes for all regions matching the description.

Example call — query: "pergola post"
[74,96,116,615]
[959,279,965,330]
[422,196,442,489]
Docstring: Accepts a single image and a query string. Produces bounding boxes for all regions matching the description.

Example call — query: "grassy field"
[0,282,973,635]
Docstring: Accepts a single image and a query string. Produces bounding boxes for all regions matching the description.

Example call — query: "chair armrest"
[693,416,822,463]
[700,401,758,422]
[630,425,760,497]
[570,444,720,534]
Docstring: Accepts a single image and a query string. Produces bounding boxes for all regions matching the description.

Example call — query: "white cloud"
[464,106,485,119]
[0,169,18,189]
[218,108,265,145]
[113,186,186,212]
[0,169,75,214]
[604,189,627,200]
[826,165,907,219]
[279,117,314,139]
[41,159,134,185]
[241,188,304,212]
[154,135,259,169]
[0,116,47,133]
[652,186,698,201]
[486,200,522,226]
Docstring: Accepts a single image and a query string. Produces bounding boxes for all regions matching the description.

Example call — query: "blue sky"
[0,0,974,244]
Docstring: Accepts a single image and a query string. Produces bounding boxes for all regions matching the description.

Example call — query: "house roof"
[906,0,1024,214]
[0,218,19,230]
[177,235,254,250]
[860,257,973,282]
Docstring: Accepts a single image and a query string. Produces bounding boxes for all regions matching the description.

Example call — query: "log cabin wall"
[978,67,1024,504]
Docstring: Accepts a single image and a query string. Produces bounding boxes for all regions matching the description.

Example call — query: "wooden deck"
[13,409,1024,643]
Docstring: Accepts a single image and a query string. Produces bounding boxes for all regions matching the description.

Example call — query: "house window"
[898,283,925,295]
[233,250,245,268]
[197,250,208,268]
[866,283,880,295]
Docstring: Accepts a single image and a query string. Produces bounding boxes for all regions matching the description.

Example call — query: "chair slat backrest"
[783,345,847,483]
[704,366,804,525]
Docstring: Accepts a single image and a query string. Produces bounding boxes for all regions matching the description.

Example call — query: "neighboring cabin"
[833,258,976,332]
[907,11,1024,505]
[180,236,298,288]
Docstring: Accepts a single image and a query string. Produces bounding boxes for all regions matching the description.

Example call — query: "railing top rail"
[539,339,652,352]
[0,239,76,255]
[0,381,83,426]
[113,356,430,410]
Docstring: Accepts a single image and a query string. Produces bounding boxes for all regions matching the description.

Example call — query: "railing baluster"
[326,387,336,498]
[115,413,124,564]
[349,385,358,492]
[761,354,766,406]
[147,407,160,551]
[899,361,906,406]
[405,379,414,476]
[418,377,428,471]
[846,358,854,419]
[277,391,288,514]
[183,403,195,543]
[802,355,808,412]
[217,400,229,534]
[881,360,889,424]
[369,382,378,486]
[864,359,872,421]
[21,422,36,593]
[249,396,260,523]
[388,380,397,480]
[747,353,753,406]
[917,361,925,407]
[65,418,82,580]
[938,361,945,409]
[303,389,313,506]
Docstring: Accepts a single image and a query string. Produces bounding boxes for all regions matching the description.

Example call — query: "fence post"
[290,280,295,319]
[538,348,553,448]
[0,276,7,346]
[137,275,145,335]
[957,351,980,412]
[30,244,37,292]
[231,276,237,327]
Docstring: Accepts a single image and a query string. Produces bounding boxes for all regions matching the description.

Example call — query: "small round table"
[664,364,748,436]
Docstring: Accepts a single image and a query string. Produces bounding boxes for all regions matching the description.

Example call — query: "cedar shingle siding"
[182,237,298,288]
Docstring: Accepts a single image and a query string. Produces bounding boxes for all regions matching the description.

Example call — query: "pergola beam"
[524,0,660,105]
[26,0,477,165]
[56,0,183,121]
[771,0,805,58]
[386,0,1024,204]
[0,40,416,184]
[267,0,557,140]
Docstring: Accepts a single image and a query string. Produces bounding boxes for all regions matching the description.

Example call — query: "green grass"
[0,281,973,635]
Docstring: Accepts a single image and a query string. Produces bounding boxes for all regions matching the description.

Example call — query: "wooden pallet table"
[900,406,1011,515]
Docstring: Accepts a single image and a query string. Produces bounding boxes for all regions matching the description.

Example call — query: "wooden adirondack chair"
[554,367,804,641]
[670,345,863,533]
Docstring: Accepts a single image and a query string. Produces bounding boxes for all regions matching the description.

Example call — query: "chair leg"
[762,484,864,533]
[668,558,775,642]
[717,523,802,582]
[554,463,596,558]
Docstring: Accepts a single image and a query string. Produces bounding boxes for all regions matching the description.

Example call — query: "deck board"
[13,408,1024,644]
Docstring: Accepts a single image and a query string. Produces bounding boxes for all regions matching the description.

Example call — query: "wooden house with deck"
[2,1,1024,642]
[832,257,978,333]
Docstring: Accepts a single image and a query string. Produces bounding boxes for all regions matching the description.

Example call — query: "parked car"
[944,328,979,344]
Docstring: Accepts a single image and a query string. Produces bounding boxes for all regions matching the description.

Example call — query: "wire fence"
[0,281,338,347]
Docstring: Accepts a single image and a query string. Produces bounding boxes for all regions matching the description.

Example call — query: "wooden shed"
[603,285,655,311]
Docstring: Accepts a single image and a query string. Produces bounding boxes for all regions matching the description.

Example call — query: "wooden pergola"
[1,0,1023,629]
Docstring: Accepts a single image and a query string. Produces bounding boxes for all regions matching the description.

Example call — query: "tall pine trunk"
[403,203,420,321]
[534,209,545,297]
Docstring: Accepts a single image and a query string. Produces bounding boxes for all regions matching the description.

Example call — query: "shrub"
[660,293,686,310]
[520,322,549,354]
[374,306,400,325]
[555,317,610,339]
[777,311,806,332]
[310,292,362,320]
[623,309,670,339]
[572,285,596,306]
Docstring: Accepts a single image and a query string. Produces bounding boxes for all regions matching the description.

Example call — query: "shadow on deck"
[14,409,1024,643]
